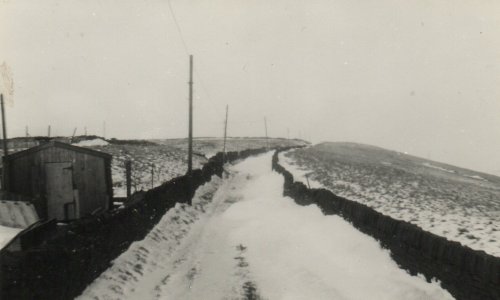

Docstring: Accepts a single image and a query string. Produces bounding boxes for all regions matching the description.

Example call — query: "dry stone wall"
[272,150,500,300]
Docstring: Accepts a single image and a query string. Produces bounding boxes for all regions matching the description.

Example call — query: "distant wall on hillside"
[272,150,500,300]
[0,147,278,300]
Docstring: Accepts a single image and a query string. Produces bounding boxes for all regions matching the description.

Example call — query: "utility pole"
[70,127,77,144]
[1,94,8,191]
[222,105,229,163]
[1,94,8,156]
[84,126,88,136]
[103,121,106,139]
[25,126,29,138]
[48,125,51,138]
[187,55,193,176]
[264,117,269,150]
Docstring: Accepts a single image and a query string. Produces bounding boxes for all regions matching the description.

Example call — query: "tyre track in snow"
[150,169,266,300]
[78,155,266,300]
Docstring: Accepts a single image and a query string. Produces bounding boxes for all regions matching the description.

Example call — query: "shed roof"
[4,141,112,161]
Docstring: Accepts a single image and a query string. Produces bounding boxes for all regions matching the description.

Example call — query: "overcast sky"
[1,0,500,175]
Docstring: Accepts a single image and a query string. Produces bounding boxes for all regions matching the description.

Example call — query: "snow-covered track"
[79,152,452,300]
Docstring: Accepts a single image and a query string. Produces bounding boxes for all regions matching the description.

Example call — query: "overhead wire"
[165,0,215,105]
[166,0,190,55]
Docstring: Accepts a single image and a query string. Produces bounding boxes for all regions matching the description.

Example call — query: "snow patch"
[73,138,109,147]
[422,162,455,173]
[0,225,21,248]
[463,174,487,182]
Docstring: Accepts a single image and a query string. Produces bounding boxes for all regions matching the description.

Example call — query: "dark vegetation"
[107,138,157,146]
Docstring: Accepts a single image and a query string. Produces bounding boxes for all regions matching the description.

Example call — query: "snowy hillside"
[78,152,452,300]
[152,137,308,158]
[281,142,500,256]
[90,143,206,197]
[83,137,306,197]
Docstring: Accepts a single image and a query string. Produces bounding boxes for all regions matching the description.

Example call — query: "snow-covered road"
[78,152,454,300]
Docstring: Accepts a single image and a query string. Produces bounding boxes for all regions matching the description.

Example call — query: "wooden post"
[151,164,154,189]
[188,55,193,176]
[125,160,132,199]
[223,105,229,163]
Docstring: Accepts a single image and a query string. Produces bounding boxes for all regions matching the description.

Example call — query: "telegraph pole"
[264,117,269,150]
[70,127,77,144]
[1,94,8,156]
[1,94,8,191]
[187,55,193,175]
[48,125,51,138]
[222,105,229,163]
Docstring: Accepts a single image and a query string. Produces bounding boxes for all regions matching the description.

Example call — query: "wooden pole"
[1,94,8,191]
[264,117,269,150]
[71,127,77,143]
[125,160,132,199]
[1,94,8,156]
[188,55,193,175]
[223,105,229,163]
[48,125,51,138]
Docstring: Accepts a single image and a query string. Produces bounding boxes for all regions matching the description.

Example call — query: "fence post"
[125,160,132,199]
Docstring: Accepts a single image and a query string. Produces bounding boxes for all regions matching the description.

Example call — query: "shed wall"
[7,147,110,219]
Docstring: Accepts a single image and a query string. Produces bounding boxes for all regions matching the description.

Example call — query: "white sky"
[1,0,500,175]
